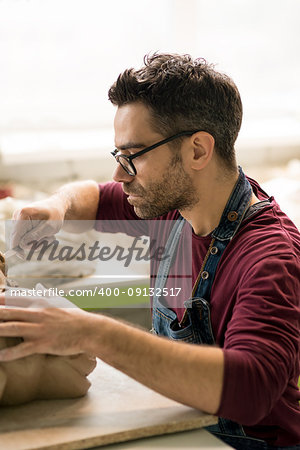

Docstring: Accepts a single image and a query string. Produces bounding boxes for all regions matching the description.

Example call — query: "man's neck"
[180,168,241,237]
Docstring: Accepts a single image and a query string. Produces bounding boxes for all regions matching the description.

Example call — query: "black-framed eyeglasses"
[111,130,202,176]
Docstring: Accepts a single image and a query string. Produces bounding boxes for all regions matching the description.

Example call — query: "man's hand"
[9,180,100,254]
[0,304,92,360]
[10,196,66,252]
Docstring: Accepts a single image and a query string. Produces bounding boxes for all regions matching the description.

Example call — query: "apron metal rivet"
[210,246,218,255]
[227,211,238,221]
[201,271,209,280]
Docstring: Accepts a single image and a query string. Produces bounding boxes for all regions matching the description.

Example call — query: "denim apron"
[151,167,299,450]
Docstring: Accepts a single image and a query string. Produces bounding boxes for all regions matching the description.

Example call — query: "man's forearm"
[54,180,100,231]
[83,313,224,414]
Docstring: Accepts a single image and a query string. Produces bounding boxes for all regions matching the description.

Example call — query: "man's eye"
[122,150,137,156]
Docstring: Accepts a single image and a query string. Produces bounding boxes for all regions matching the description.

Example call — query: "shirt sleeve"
[217,253,300,425]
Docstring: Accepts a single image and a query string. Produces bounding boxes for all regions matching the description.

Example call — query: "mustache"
[123,183,145,196]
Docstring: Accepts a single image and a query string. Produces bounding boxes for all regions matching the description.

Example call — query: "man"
[0,54,299,449]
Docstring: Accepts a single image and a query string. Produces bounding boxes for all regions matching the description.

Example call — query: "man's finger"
[0,341,37,361]
[0,321,37,337]
[0,306,42,322]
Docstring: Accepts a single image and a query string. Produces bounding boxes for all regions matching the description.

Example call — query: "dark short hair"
[108,53,242,168]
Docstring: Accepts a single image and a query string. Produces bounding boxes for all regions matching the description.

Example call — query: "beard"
[123,155,199,219]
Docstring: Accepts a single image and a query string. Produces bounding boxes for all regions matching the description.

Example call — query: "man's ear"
[190,132,215,170]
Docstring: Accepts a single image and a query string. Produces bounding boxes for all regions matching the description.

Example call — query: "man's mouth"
[127,193,141,197]
[123,187,143,197]
[124,191,144,206]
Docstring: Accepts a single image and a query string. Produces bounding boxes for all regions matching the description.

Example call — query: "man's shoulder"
[230,200,300,269]
[244,176,300,254]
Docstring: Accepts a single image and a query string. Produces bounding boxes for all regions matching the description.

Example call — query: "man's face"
[113,102,198,219]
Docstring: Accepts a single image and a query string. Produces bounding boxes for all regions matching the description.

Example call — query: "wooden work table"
[0,360,217,450]
[96,428,232,449]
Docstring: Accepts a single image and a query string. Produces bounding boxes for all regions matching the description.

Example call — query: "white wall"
[0,0,299,184]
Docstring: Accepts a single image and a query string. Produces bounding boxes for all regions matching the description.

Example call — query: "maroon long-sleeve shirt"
[96,176,300,447]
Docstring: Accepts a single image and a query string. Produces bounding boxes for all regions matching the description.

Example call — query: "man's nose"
[112,163,134,183]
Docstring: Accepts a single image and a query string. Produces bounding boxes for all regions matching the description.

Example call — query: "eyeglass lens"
[117,155,135,175]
